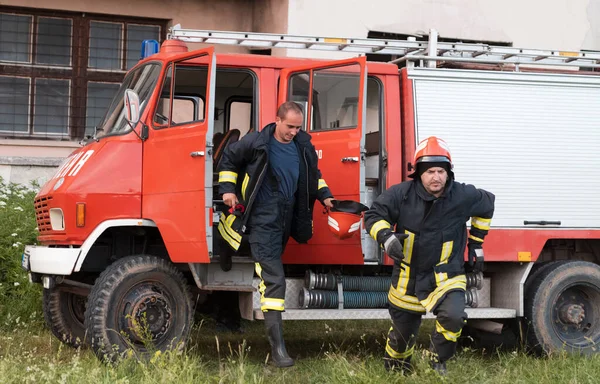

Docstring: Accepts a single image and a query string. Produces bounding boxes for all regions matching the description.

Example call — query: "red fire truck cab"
[23,29,600,360]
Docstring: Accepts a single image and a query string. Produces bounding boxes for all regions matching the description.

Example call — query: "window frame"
[152,64,208,130]
[0,6,167,140]
[152,66,259,132]
[286,66,363,133]
[224,95,254,135]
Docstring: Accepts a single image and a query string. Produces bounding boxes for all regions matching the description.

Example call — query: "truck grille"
[34,195,53,233]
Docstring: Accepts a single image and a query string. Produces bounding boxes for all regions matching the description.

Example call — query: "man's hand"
[323,198,334,208]
[223,193,239,208]
[383,233,409,263]
[467,243,485,273]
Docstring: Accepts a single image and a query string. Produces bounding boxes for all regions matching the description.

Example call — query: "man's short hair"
[277,101,303,120]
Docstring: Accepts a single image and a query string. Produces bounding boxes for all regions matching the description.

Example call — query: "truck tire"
[524,260,600,355]
[43,288,87,348]
[524,260,571,296]
[84,255,193,361]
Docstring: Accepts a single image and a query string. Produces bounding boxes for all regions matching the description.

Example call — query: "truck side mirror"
[124,89,140,125]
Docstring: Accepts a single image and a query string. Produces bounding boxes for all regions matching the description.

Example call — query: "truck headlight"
[49,208,65,230]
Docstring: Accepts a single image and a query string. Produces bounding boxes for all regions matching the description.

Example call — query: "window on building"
[0,7,167,140]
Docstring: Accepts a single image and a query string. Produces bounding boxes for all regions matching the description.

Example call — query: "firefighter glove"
[468,243,485,273]
[383,233,409,263]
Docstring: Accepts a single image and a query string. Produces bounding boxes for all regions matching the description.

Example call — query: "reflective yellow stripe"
[389,291,421,304]
[421,275,466,312]
[403,230,415,263]
[261,298,285,312]
[471,217,491,230]
[221,213,242,242]
[255,264,285,311]
[241,173,250,201]
[369,220,391,240]
[388,291,426,313]
[435,241,453,285]
[393,231,415,298]
[469,234,484,243]
[218,220,241,251]
[218,171,238,184]
[436,320,462,342]
[439,241,453,265]
[255,263,268,307]
[386,340,414,359]
[318,179,328,190]
[394,266,411,297]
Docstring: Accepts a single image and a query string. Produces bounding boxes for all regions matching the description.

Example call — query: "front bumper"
[22,245,80,275]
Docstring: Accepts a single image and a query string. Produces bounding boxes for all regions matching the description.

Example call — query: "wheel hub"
[558,303,585,325]
[123,287,172,343]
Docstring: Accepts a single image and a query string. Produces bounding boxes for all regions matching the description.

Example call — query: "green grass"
[2,317,600,384]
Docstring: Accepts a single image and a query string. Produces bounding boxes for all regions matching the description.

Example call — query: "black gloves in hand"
[467,243,485,273]
[383,233,409,263]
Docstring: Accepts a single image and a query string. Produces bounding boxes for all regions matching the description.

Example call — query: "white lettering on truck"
[53,150,95,179]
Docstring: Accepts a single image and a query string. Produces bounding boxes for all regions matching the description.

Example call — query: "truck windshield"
[95,63,162,137]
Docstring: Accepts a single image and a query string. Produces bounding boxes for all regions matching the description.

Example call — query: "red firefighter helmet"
[327,200,369,240]
[408,136,453,178]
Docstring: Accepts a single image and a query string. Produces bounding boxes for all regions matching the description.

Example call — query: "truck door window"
[226,98,252,137]
[214,70,256,137]
[153,64,207,128]
[153,66,256,138]
[364,77,383,185]
[287,65,360,131]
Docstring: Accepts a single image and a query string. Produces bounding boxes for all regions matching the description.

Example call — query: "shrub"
[0,177,43,330]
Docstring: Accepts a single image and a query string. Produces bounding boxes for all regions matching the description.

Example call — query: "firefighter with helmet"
[364,136,495,375]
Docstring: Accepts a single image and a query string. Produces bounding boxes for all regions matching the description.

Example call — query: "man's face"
[420,166,448,197]
[275,111,303,143]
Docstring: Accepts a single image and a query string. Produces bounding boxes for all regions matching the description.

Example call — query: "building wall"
[252,0,290,56]
[0,0,288,186]
[2,0,255,35]
[285,0,600,59]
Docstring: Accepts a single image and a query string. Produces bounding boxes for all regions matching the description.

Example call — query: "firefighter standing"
[364,136,495,375]
[217,101,334,368]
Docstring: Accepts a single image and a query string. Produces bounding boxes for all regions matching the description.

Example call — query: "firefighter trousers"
[385,290,467,365]
[248,196,295,312]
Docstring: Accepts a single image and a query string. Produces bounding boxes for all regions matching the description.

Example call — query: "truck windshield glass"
[96,63,161,137]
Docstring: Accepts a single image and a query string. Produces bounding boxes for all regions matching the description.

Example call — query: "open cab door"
[142,48,216,263]
[278,57,368,265]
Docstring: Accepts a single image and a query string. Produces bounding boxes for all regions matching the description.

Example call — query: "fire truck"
[22,26,600,360]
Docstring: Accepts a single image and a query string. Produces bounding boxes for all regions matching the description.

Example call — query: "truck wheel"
[85,255,193,361]
[524,260,600,355]
[43,288,87,348]
[524,260,571,296]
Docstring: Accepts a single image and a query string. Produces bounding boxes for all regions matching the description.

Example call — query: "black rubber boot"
[431,361,447,375]
[429,350,448,376]
[384,358,412,374]
[263,311,294,368]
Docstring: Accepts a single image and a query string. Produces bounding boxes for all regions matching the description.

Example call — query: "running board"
[253,307,516,320]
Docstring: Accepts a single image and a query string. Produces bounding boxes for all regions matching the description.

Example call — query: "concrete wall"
[285,0,600,59]
[252,0,290,56]
[0,140,79,185]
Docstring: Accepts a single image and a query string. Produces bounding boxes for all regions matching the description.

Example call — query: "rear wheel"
[43,288,87,348]
[525,260,600,355]
[84,255,193,361]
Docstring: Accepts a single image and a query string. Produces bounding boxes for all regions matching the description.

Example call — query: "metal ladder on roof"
[168,24,600,69]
